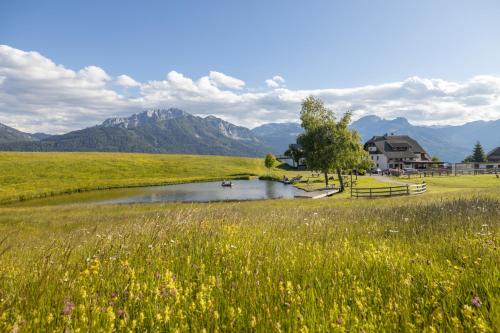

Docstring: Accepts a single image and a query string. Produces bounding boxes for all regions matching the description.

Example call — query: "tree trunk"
[324,172,329,187]
[337,168,344,192]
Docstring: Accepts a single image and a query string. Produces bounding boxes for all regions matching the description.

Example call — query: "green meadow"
[0,152,267,204]
[0,152,499,332]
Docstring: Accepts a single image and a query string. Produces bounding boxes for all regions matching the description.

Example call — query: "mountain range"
[0,122,50,144]
[256,116,500,162]
[0,108,499,162]
[0,109,270,156]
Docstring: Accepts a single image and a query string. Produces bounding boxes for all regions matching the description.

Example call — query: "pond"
[17,179,307,206]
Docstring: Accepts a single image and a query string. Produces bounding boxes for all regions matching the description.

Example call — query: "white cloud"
[0,44,500,133]
[208,71,245,89]
[265,75,285,88]
[0,44,136,133]
[116,74,140,87]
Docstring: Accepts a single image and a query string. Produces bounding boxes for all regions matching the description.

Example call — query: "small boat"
[221,181,233,187]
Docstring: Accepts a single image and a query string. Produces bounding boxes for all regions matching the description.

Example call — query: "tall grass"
[0,195,498,332]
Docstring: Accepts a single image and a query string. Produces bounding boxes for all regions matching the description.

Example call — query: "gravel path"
[371,175,410,185]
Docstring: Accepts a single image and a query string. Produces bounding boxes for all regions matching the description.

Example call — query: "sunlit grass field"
[0,152,391,204]
[404,174,500,188]
[0,152,268,204]
[0,192,499,332]
[0,152,499,331]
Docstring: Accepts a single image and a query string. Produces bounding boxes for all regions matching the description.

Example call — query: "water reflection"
[88,179,305,205]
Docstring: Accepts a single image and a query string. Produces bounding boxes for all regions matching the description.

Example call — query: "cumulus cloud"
[116,74,140,87]
[0,44,136,133]
[0,44,500,133]
[265,75,285,88]
[208,71,245,89]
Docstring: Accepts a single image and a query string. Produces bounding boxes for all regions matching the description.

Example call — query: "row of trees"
[291,96,371,191]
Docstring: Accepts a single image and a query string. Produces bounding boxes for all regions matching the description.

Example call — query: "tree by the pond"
[264,153,276,173]
[284,144,304,168]
[463,141,487,163]
[297,96,368,191]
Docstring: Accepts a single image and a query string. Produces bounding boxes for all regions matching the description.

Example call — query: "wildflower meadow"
[0,191,498,332]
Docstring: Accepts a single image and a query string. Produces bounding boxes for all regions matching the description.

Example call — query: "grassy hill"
[0,152,268,203]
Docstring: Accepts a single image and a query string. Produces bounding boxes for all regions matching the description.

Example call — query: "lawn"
[0,152,393,204]
[0,152,267,204]
[403,174,500,188]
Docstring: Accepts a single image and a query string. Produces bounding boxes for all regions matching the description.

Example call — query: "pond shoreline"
[4,178,306,206]
[0,175,256,206]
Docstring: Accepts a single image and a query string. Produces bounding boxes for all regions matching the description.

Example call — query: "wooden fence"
[404,170,452,178]
[351,183,427,198]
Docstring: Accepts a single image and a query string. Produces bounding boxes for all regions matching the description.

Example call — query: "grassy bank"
[0,152,267,204]
[0,152,396,204]
[0,192,498,332]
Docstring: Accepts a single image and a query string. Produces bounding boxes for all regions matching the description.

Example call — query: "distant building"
[364,134,432,170]
[487,147,500,162]
[471,147,500,171]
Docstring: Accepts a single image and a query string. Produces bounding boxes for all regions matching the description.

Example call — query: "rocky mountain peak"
[101,108,189,128]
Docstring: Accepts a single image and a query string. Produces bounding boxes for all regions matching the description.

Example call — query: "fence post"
[390,187,392,196]
[369,188,372,198]
[406,185,409,195]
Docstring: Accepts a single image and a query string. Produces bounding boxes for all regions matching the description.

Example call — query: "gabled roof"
[487,147,500,161]
[364,135,430,160]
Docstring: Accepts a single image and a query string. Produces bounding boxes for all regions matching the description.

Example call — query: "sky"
[1,0,500,133]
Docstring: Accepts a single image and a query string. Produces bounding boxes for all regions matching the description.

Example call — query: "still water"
[96,179,304,204]
[18,179,306,206]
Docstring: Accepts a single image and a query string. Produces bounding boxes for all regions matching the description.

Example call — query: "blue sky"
[2,0,500,88]
[1,0,500,132]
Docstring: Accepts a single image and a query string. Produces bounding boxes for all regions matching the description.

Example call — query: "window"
[376,156,379,161]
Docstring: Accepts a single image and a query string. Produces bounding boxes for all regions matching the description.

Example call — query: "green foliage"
[297,96,367,189]
[472,142,488,162]
[463,155,474,163]
[0,193,498,331]
[264,153,276,172]
[283,144,304,168]
[463,142,488,163]
[431,155,441,162]
[0,152,267,204]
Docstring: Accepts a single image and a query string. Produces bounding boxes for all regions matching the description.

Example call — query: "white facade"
[477,162,500,169]
[369,154,388,169]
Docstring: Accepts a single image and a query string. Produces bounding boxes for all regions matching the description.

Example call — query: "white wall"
[369,154,388,169]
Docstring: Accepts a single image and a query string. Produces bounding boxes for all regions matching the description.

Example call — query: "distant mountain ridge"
[101,109,189,128]
[0,110,499,162]
[350,116,500,162]
[250,122,303,155]
[0,109,270,157]
[244,116,500,162]
[0,122,50,144]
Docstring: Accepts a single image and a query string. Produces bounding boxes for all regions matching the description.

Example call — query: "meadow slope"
[0,152,394,204]
[0,152,267,203]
